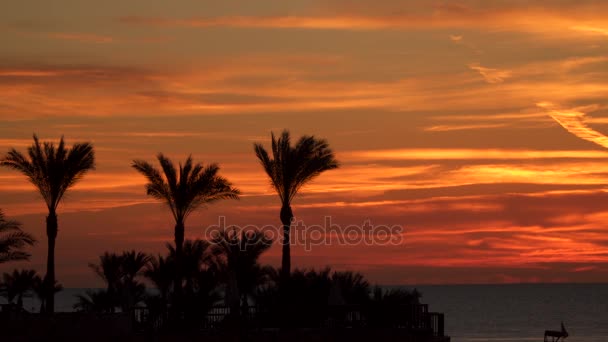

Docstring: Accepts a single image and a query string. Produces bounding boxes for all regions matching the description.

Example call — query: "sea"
[4,283,607,341]
[415,283,608,342]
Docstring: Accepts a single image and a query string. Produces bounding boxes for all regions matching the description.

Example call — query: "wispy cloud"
[571,25,608,36]
[424,123,507,132]
[116,4,608,38]
[468,63,512,84]
[538,102,608,149]
[449,34,463,42]
[46,32,114,43]
[347,148,608,161]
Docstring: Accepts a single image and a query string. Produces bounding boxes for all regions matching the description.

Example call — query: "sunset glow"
[1,0,608,287]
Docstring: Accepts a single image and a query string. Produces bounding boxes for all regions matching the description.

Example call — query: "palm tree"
[120,250,151,310]
[89,252,124,311]
[0,269,38,311]
[254,130,338,279]
[145,254,174,305]
[88,251,150,312]
[211,227,273,315]
[74,290,114,313]
[1,135,95,314]
[32,275,62,313]
[166,239,214,293]
[131,154,240,303]
[0,210,35,264]
[331,271,370,305]
[166,239,220,323]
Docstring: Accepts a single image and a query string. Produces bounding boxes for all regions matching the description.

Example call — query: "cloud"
[346,148,608,161]
[449,34,463,41]
[116,3,608,39]
[571,25,608,36]
[468,63,512,84]
[424,123,507,132]
[538,102,608,149]
[46,32,114,43]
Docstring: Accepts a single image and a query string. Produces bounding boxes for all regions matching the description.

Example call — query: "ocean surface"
[3,284,607,341]
[414,284,608,342]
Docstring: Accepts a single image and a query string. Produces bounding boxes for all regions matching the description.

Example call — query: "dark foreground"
[1,304,450,342]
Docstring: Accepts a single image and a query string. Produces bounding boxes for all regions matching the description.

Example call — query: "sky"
[1,0,608,287]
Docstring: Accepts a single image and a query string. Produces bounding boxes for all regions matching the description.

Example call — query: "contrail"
[538,102,608,149]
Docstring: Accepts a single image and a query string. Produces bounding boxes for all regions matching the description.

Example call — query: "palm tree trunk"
[280,205,293,281]
[229,271,239,319]
[279,205,293,329]
[17,294,23,311]
[173,221,184,314]
[45,210,58,315]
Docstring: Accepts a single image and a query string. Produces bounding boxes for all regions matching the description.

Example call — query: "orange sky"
[1,0,608,287]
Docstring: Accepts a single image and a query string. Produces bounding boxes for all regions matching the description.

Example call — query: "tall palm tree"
[254,130,338,279]
[1,135,95,313]
[131,154,240,302]
[0,210,35,264]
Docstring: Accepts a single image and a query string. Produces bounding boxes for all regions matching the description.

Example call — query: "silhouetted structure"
[544,322,568,342]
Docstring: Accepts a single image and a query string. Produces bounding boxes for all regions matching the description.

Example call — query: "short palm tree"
[88,251,150,312]
[145,254,174,305]
[1,269,38,310]
[89,252,124,312]
[1,135,95,314]
[0,210,35,264]
[132,154,240,302]
[120,251,151,310]
[254,130,338,280]
[32,275,62,313]
[74,290,114,313]
[211,227,273,314]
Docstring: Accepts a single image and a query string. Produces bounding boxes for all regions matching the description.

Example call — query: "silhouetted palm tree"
[74,290,114,313]
[145,254,174,305]
[89,252,123,311]
[32,275,62,313]
[88,251,150,312]
[1,135,95,314]
[121,250,151,310]
[211,227,273,315]
[254,130,338,280]
[0,210,35,264]
[331,271,370,305]
[132,154,239,303]
[165,239,221,325]
[166,239,215,293]
[0,269,38,311]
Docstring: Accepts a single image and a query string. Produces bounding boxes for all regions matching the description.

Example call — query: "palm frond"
[1,135,95,211]
[253,130,339,205]
[133,154,239,223]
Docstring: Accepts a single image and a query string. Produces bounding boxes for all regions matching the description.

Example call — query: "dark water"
[414,283,608,342]
[4,284,607,341]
